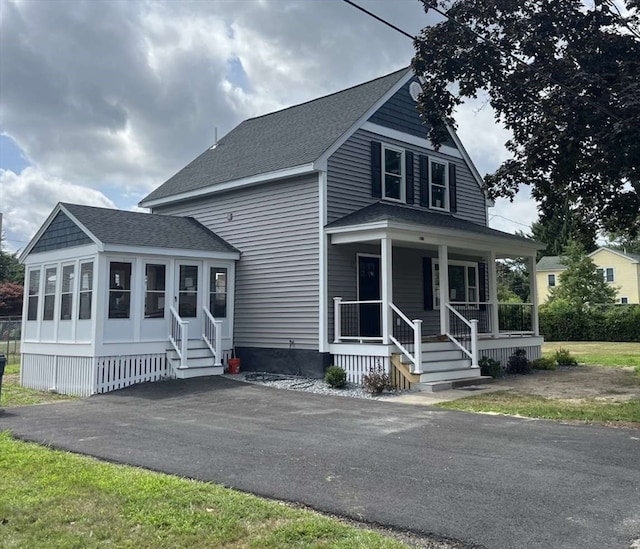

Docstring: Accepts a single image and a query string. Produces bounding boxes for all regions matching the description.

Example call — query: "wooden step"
[413,374,493,392]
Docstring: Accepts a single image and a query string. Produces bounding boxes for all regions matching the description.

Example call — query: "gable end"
[30,211,92,254]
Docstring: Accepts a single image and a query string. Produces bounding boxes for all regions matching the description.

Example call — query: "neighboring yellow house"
[536,247,640,305]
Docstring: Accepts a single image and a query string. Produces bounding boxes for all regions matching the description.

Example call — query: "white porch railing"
[169,305,188,368]
[389,303,423,374]
[203,306,223,367]
[445,303,479,368]
[333,297,383,342]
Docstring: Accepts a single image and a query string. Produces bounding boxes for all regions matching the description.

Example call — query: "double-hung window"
[596,267,615,283]
[433,261,479,308]
[27,269,41,321]
[43,267,57,321]
[429,159,448,211]
[382,145,404,201]
[60,264,75,320]
[548,274,556,287]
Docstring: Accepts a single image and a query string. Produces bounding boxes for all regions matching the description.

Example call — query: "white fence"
[332,354,390,385]
[95,353,169,394]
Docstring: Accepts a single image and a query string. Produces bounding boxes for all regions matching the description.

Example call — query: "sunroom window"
[60,264,75,320]
[43,267,57,321]
[145,264,166,318]
[78,262,93,320]
[383,145,404,201]
[209,267,228,318]
[27,269,40,321]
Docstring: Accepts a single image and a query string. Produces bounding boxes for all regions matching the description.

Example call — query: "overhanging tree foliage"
[413,0,640,237]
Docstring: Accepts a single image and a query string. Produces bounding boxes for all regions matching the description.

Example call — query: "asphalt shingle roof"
[326,202,538,245]
[536,256,566,271]
[62,203,238,254]
[141,68,410,204]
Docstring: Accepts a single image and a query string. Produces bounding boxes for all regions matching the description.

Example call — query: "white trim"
[328,343,395,356]
[362,122,463,159]
[478,335,544,350]
[315,70,415,167]
[318,171,328,352]
[596,266,616,283]
[589,247,639,264]
[139,163,316,208]
[620,296,629,304]
[433,258,480,309]
[445,124,486,192]
[100,244,239,260]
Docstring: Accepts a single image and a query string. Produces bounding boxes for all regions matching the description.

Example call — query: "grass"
[437,392,640,425]
[1,360,76,407]
[542,341,640,368]
[0,432,409,549]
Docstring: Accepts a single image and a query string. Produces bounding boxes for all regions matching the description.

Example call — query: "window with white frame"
[78,262,93,320]
[429,159,448,211]
[433,261,479,308]
[27,269,41,321]
[596,267,615,283]
[60,264,75,320]
[209,267,228,318]
[548,274,556,287]
[620,297,629,304]
[382,145,404,201]
[43,267,57,321]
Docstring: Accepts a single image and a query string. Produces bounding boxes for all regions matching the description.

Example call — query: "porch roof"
[326,202,543,255]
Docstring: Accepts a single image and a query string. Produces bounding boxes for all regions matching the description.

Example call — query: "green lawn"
[437,392,640,425]
[0,432,410,549]
[542,341,640,367]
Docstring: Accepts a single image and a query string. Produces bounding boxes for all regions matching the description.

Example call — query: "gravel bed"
[227,372,407,400]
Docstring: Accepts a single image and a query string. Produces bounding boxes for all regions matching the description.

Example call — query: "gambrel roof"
[140,68,412,206]
[21,203,239,260]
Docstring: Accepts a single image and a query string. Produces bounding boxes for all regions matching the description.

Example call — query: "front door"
[176,262,201,338]
[358,255,381,337]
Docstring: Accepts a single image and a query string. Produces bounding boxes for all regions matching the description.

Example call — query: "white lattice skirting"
[21,353,170,397]
[332,354,390,385]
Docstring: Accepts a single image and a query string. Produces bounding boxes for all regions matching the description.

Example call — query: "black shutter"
[423,257,433,310]
[478,262,487,311]
[405,151,414,204]
[449,163,457,213]
[371,141,382,198]
[419,155,429,207]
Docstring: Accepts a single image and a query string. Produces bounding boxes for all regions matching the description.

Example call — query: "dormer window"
[382,145,404,201]
[429,159,449,211]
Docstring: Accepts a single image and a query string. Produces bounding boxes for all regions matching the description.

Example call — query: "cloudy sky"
[0,0,537,253]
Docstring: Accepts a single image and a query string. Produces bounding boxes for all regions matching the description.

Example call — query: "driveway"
[1,377,638,549]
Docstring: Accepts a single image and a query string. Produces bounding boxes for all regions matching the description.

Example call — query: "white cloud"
[0,167,115,251]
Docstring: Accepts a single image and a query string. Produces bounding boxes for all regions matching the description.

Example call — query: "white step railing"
[445,303,479,368]
[389,303,423,374]
[202,306,223,367]
[169,305,188,368]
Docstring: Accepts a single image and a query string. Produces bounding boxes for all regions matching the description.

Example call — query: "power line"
[489,214,534,230]
[341,0,627,123]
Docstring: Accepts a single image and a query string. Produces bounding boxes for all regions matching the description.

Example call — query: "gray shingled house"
[20,67,544,396]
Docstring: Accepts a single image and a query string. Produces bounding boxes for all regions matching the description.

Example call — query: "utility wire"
[341,0,627,123]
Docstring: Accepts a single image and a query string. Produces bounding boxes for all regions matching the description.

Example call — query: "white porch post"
[381,237,393,344]
[488,251,499,336]
[438,244,449,334]
[529,255,540,336]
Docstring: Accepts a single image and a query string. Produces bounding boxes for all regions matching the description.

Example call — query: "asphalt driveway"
[1,376,639,549]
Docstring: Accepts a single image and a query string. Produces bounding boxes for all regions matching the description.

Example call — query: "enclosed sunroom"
[20,203,239,396]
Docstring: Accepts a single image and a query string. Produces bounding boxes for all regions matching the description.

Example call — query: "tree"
[0,240,24,284]
[0,281,24,316]
[603,231,640,256]
[549,241,617,305]
[531,203,597,260]
[413,0,640,238]
[497,259,529,302]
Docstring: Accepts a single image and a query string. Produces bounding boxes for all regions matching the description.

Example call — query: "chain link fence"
[0,316,21,360]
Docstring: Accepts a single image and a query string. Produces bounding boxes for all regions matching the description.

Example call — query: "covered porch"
[325,203,544,386]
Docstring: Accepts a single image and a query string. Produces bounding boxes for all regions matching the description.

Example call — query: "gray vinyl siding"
[154,174,320,350]
[368,79,457,148]
[327,128,487,225]
[31,212,92,254]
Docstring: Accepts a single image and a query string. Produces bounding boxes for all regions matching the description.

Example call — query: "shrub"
[479,356,503,378]
[554,348,578,366]
[325,366,347,389]
[506,348,532,375]
[532,357,557,371]
[362,367,393,394]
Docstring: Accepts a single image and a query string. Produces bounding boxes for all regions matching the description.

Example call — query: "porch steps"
[399,340,480,384]
[166,339,224,379]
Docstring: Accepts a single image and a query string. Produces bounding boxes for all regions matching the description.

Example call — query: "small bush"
[362,367,393,394]
[325,366,347,389]
[479,356,503,378]
[532,357,557,371]
[506,348,532,375]
[554,348,578,366]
